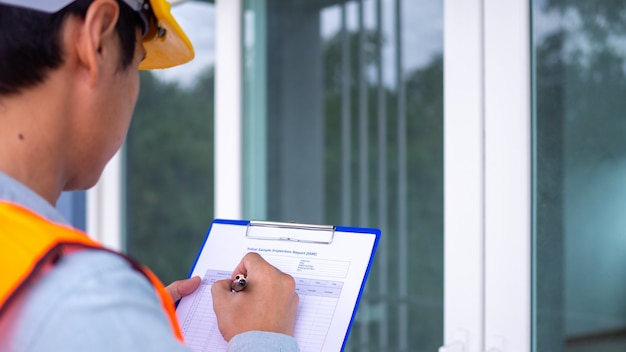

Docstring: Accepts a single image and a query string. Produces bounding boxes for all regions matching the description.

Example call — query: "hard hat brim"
[139,0,195,70]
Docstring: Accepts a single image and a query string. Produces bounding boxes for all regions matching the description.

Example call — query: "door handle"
[439,329,468,352]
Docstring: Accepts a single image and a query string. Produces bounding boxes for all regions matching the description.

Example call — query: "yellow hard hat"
[0,0,195,70]
[135,0,194,70]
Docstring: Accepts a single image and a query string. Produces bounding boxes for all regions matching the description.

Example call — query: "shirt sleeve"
[228,331,300,352]
[12,249,300,352]
[12,250,191,352]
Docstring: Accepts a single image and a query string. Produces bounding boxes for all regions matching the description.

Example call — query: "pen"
[231,274,247,292]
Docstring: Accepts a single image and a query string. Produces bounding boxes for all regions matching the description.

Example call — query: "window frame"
[483,0,532,350]
[442,0,485,350]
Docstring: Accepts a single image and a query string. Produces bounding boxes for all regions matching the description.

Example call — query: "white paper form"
[175,220,380,352]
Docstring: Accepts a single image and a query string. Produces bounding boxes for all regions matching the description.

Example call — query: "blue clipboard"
[178,219,381,352]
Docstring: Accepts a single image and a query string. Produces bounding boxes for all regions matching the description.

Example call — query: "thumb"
[165,276,201,302]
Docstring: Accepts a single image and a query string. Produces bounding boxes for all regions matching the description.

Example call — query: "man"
[0,0,299,351]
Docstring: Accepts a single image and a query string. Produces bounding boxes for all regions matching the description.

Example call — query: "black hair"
[0,0,142,96]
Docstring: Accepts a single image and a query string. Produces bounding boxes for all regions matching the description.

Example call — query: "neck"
[0,72,74,206]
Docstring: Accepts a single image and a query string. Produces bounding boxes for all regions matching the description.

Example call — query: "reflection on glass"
[125,2,215,284]
[533,0,626,351]
[243,0,443,350]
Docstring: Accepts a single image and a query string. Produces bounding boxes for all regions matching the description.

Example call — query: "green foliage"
[126,69,215,284]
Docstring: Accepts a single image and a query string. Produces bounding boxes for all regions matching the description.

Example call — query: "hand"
[211,252,299,341]
[165,276,201,303]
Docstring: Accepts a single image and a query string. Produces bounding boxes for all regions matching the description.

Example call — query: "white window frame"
[214,0,244,219]
[483,0,531,350]
[442,0,485,350]
[443,0,531,351]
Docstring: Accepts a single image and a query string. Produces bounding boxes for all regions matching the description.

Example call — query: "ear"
[75,0,120,87]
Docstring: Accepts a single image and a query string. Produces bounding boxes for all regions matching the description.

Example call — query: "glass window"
[124,1,215,284]
[243,0,443,350]
[533,0,626,350]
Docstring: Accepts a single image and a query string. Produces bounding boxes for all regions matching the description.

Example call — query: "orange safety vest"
[0,201,184,342]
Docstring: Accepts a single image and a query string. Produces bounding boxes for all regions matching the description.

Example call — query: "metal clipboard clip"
[245,220,335,244]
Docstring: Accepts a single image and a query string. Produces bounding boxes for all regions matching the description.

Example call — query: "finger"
[231,252,267,278]
[280,272,297,291]
[178,276,201,296]
[165,276,201,302]
[211,279,235,300]
[212,278,232,291]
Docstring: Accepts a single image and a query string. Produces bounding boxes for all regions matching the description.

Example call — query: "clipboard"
[175,219,381,352]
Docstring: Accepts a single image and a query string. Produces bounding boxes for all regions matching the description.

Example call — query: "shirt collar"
[0,172,70,225]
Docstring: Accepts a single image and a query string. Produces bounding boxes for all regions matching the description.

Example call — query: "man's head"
[0,0,194,202]
[0,0,194,96]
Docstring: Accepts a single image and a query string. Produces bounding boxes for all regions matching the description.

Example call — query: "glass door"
[532,0,626,351]
[241,0,445,350]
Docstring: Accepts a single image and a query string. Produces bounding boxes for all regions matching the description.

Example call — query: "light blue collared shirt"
[0,172,299,352]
